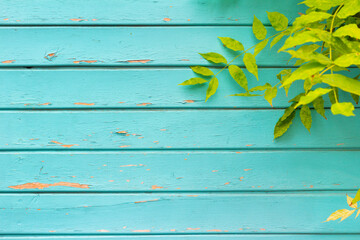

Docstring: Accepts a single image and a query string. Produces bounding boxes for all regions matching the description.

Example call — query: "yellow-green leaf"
[281,103,297,121]
[264,86,278,107]
[312,96,326,119]
[205,77,219,102]
[218,37,244,51]
[300,0,344,11]
[334,24,360,39]
[274,110,296,139]
[322,74,360,96]
[352,189,360,205]
[267,11,288,31]
[249,83,271,92]
[325,209,355,222]
[282,62,325,87]
[243,53,258,80]
[331,102,355,117]
[295,88,332,108]
[334,53,360,67]
[254,39,269,56]
[199,52,227,64]
[347,194,358,209]
[338,0,360,19]
[178,77,208,86]
[293,12,331,29]
[252,16,267,40]
[228,65,248,91]
[286,45,332,65]
[270,33,285,49]
[300,105,312,132]
[190,66,214,76]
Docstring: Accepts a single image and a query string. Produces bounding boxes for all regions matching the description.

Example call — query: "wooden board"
[0,0,305,25]
[0,27,290,67]
[2,151,359,192]
[1,68,358,109]
[0,192,358,234]
[1,110,359,150]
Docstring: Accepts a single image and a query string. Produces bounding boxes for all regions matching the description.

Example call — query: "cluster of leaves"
[179,0,360,139]
[325,189,360,222]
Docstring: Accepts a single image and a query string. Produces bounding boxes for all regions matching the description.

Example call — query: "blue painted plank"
[2,151,359,192]
[1,236,360,240]
[0,0,305,25]
[0,27,289,67]
[1,69,358,109]
[0,110,359,150]
[0,192,358,234]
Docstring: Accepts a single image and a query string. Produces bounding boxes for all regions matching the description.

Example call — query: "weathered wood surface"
[1,69,358,109]
[0,27,290,67]
[1,110,359,150]
[0,0,305,25]
[2,151,359,192]
[0,193,358,234]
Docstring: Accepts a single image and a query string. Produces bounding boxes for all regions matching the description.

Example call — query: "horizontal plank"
[1,110,360,150]
[0,0,305,25]
[1,69,358,109]
[0,27,289,67]
[2,151,359,192]
[0,192,358,234]
[1,236,360,240]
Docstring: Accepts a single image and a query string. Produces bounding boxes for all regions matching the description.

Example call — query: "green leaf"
[254,39,269,56]
[274,110,296,139]
[334,53,360,67]
[178,77,208,85]
[286,44,332,65]
[281,102,297,121]
[218,37,244,51]
[289,93,305,103]
[312,96,327,119]
[333,24,360,39]
[300,105,312,132]
[352,189,360,205]
[338,0,360,19]
[249,83,272,92]
[293,12,331,29]
[282,62,325,87]
[252,16,267,40]
[328,89,338,104]
[228,65,248,91]
[229,92,263,97]
[267,11,288,31]
[190,66,214,76]
[295,88,332,108]
[331,102,355,116]
[299,0,344,11]
[322,74,360,96]
[205,77,219,102]
[199,52,227,64]
[270,33,285,48]
[264,86,278,107]
[243,53,258,80]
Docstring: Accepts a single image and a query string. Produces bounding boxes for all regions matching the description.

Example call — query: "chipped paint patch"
[97,230,109,232]
[9,182,89,190]
[187,228,200,230]
[2,60,15,64]
[120,164,138,167]
[180,59,190,61]
[184,100,195,103]
[133,230,151,232]
[137,103,152,106]
[151,185,163,190]
[73,60,97,64]
[116,131,128,134]
[134,199,159,204]
[50,141,78,148]
[74,102,95,106]
[127,59,151,63]
[207,229,222,232]
[38,102,51,106]
[163,18,171,22]
[119,145,131,148]
[70,18,88,22]
[244,169,252,171]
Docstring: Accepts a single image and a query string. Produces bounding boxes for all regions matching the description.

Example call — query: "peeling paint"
[74,102,95,106]
[187,228,200,230]
[73,60,97,64]
[127,59,152,63]
[184,100,195,103]
[70,18,88,22]
[120,164,138,167]
[97,229,109,232]
[119,145,131,148]
[151,185,163,190]
[134,199,159,203]
[137,103,152,106]
[207,229,222,232]
[8,182,89,190]
[163,18,171,22]
[51,141,78,148]
[38,102,51,106]
[244,169,252,171]
[133,230,151,232]
[2,60,15,63]
[116,131,128,134]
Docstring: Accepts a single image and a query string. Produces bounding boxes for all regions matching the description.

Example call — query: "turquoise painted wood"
[0,27,290,67]
[0,0,305,25]
[0,69,358,109]
[0,192,358,234]
[0,110,359,150]
[2,151,359,192]
[1,0,359,239]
